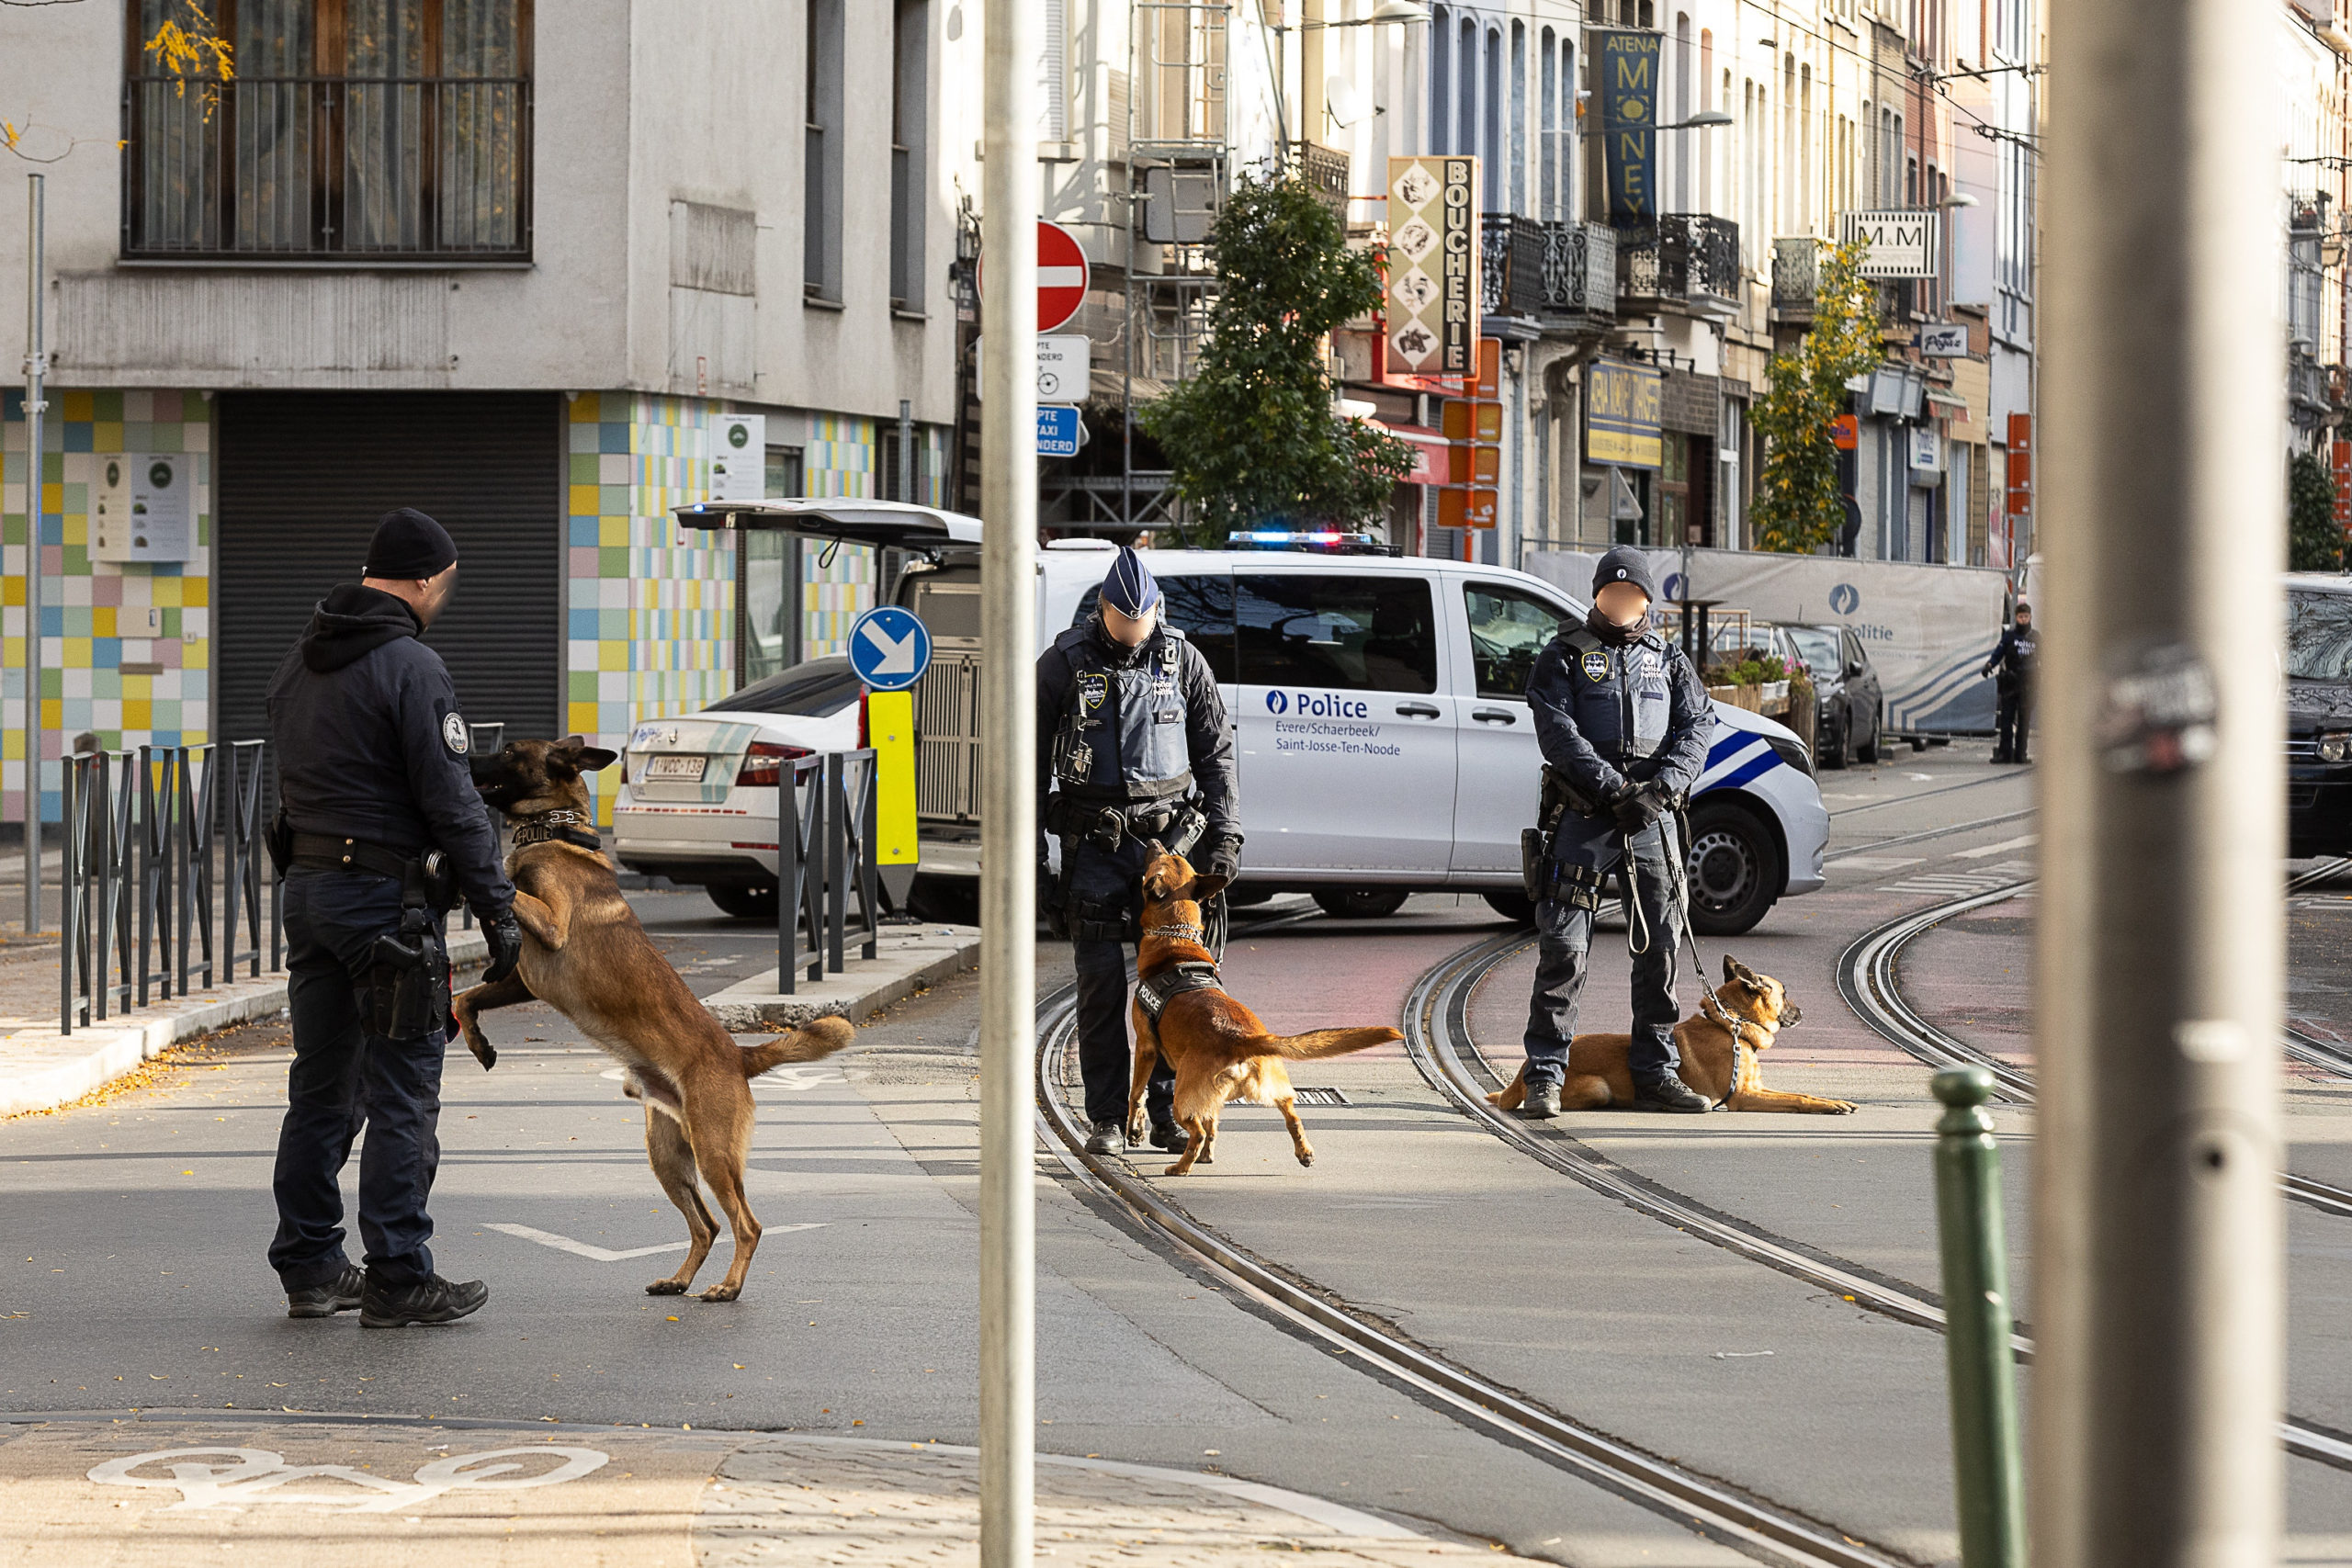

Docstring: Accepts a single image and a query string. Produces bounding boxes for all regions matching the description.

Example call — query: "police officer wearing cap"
[264,507,526,1327]
[1519,546,1715,1115]
[1037,547,1241,1156]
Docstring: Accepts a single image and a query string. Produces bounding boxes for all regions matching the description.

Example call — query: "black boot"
[286,1263,366,1319]
[1083,1121,1125,1156]
[1519,1081,1563,1119]
[360,1274,490,1328]
[1633,1076,1713,1113]
[1149,1120,1192,1154]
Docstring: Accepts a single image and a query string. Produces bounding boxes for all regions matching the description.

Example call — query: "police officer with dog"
[1037,547,1241,1157]
[1519,546,1716,1116]
[1980,600,2037,763]
[265,507,526,1327]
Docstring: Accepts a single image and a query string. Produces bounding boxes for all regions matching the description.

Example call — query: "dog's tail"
[741,1014,855,1078]
[1486,1060,1528,1111]
[1254,1025,1401,1061]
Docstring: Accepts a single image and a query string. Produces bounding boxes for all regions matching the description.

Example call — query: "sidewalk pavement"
[0,1416,1549,1567]
[0,921,982,1119]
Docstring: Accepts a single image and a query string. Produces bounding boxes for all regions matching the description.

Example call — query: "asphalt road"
[5,739,2348,1567]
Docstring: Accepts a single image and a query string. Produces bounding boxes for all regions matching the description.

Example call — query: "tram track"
[1030,951,1928,1565]
[1395,921,2352,1472]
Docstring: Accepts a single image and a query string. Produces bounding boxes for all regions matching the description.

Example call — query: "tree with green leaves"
[1749,238,1883,554]
[1139,172,1415,540]
[2289,447,2342,573]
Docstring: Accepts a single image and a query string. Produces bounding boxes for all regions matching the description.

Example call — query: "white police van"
[634,501,1827,934]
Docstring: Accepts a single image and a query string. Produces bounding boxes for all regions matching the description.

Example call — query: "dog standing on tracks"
[1125,845,1401,1174]
[1489,955,1852,1114]
[456,737,854,1301]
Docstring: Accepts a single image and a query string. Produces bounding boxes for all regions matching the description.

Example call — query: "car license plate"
[642,755,707,782]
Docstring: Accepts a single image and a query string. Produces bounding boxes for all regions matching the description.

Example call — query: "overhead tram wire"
[1395,924,2352,1471]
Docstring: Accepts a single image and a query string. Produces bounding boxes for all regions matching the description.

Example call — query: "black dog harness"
[1136,959,1223,1023]
[510,808,604,853]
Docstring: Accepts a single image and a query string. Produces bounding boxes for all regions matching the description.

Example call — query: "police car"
[624,501,1828,934]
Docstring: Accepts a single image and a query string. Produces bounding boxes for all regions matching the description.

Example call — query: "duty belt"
[1136,960,1223,1022]
[289,832,423,880]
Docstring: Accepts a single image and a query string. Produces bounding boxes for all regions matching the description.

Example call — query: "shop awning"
[1373,422,1452,487]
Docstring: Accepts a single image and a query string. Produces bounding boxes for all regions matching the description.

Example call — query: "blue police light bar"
[1226,529,1395,553]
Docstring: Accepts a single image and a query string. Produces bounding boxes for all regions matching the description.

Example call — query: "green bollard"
[1931,1066,2028,1568]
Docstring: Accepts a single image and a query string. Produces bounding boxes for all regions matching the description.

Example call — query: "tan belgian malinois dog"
[1126,845,1401,1174]
[457,737,854,1301]
[1489,955,1854,1114]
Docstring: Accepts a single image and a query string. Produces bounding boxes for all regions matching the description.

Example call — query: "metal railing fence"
[774,749,884,995]
[62,741,281,1035]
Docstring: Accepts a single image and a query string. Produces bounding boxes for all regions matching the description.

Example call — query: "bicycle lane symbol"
[87,1444,609,1513]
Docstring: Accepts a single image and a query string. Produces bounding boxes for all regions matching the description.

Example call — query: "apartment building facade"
[1,0,962,827]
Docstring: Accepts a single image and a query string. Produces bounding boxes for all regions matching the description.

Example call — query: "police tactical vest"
[1054,626,1195,801]
[1559,626,1674,763]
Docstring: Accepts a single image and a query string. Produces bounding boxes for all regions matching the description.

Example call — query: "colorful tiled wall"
[566,391,739,823]
[0,389,212,825]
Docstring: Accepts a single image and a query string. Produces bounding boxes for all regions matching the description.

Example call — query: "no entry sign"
[1037,220,1088,333]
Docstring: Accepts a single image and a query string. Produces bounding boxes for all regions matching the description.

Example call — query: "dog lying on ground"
[1489,956,1855,1114]
[455,737,854,1301]
[1125,845,1402,1174]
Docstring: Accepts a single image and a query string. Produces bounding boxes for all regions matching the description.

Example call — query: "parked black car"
[2287,574,2352,858]
[1711,622,1884,769]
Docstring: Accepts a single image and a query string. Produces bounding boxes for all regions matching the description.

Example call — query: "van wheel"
[1312,888,1411,919]
[1482,890,1537,924]
[1683,802,1781,936]
[707,882,778,920]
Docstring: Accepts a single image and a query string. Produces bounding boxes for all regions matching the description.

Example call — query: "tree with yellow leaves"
[1748,238,1883,554]
[5,0,231,163]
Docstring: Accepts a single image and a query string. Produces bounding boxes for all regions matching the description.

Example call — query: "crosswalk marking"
[485,1221,825,1263]
[1881,864,2035,899]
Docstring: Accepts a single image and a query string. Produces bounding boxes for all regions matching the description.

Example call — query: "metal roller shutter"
[215,392,563,751]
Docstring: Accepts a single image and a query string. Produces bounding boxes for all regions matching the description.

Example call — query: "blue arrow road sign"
[1037,404,1080,457]
[848,605,933,692]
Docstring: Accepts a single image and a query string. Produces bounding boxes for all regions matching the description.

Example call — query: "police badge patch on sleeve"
[443,712,470,755]
[1580,649,1611,681]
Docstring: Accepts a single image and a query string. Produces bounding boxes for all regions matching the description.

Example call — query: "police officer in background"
[266,507,525,1327]
[1037,547,1241,1156]
[1520,547,1716,1116]
[1980,600,2037,764]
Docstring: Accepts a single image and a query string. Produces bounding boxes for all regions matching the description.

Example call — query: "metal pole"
[2036,0,2284,1562]
[979,0,1039,1563]
[22,173,45,936]
[899,398,915,503]
[1930,1066,2025,1568]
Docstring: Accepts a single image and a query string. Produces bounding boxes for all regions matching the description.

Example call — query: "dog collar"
[1702,993,1769,1047]
[511,809,604,854]
[1146,920,1205,944]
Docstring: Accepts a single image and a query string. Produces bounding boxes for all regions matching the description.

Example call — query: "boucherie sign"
[1839,209,1940,279]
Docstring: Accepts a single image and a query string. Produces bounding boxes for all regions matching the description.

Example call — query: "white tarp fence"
[1526,547,2011,734]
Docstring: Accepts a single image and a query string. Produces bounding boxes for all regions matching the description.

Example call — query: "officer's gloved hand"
[1613,784,1671,835]
[482,913,526,985]
[1201,835,1243,892]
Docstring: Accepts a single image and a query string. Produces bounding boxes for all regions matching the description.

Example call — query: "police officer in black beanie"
[264,506,525,1327]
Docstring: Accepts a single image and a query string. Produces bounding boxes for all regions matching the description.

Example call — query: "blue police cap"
[1101,546,1161,618]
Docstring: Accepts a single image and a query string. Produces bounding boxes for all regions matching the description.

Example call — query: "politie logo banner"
[1385,155,1480,377]
[1596,29,1662,221]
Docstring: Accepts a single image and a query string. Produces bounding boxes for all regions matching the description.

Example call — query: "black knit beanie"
[364,507,458,581]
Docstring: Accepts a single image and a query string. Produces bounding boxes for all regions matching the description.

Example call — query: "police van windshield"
[2288,590,2352,682]
[706,655,865,716]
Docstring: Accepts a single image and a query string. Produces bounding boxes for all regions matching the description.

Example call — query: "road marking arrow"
[860,619,920,675]
[485,1221,825,1263]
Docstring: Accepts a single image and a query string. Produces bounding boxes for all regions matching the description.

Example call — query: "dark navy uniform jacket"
[1035,615,1238,840]
[1525,619,1713,873]
[1982,624,2038,690]
[266,584,514,919]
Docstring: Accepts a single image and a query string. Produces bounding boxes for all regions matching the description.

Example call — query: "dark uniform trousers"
[1521,818,1686,1089]
[1995,682,2031,762]
[1066,834,1178,1129]
[268,868,448,1291]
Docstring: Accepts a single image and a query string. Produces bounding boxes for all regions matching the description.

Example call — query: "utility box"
[91,454,194,563]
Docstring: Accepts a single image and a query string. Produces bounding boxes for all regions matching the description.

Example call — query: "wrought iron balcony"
[1477,217,1617,327]
[1617,214,1741,312]
[1770,236,1818,322]
[1481,214,1548,318]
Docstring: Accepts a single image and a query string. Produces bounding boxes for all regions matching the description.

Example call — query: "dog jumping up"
[1125,845,1401,1174]
[456,737,854,1302]
[1489,955,1855,1114]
